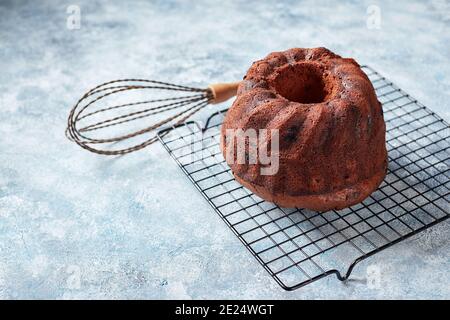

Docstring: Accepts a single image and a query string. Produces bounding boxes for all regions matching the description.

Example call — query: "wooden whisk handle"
[208,82,240,104]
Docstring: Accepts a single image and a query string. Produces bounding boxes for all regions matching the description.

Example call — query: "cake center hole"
[272,63,332,104]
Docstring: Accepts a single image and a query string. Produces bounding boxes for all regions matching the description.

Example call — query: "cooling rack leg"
[330,270,349,282]
[328,258,363,282]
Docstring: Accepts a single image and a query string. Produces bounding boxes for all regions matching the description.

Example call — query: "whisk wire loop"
[66,79,239,155]
[66,79,215,155]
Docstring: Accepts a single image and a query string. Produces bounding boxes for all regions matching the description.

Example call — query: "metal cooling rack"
[157,66,450,291]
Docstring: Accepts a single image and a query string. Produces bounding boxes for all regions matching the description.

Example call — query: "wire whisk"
[66,79,239,155]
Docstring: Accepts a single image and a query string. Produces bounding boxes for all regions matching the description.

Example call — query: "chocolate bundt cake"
[220,47,387,211]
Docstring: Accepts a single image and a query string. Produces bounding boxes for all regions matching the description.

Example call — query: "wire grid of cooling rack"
[157,66,450,291]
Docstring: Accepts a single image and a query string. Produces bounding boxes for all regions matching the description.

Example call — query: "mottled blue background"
[0,0,449,299]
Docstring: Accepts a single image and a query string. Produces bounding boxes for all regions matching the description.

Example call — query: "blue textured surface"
[0,0,449,299]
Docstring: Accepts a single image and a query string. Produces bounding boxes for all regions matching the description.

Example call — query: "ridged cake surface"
[221,47,388,211]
